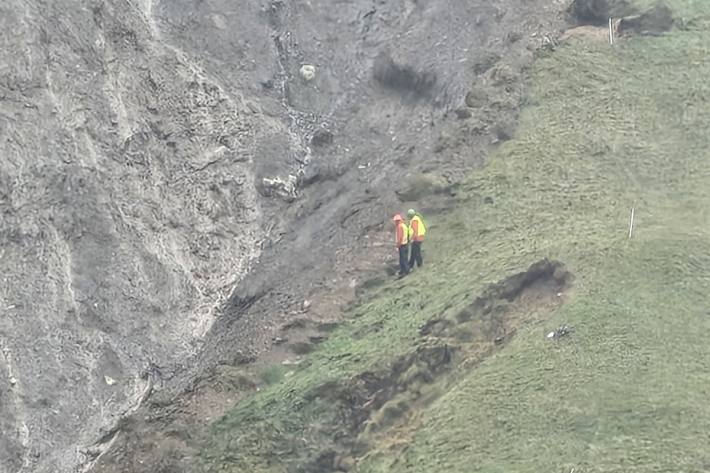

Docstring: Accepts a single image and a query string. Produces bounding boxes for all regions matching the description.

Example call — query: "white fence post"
[609,18,614,45]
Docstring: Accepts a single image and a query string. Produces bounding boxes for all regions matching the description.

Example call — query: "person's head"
[393,214,404,224]
[407,209,416,218]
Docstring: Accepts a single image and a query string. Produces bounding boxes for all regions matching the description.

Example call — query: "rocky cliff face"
[1,2,268,471]
[0,1,566,471]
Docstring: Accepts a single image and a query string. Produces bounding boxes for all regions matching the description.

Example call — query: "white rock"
[262,175,298,202]
[546,331,555,339]
[300,64,316,81]
[9,377,17,386]
[104,375,117,386]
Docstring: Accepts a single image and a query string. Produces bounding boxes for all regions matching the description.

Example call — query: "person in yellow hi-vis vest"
[393,214,410,277]
[407,209,426,269]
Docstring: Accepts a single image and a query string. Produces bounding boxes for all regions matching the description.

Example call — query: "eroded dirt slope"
[1,0,568,472]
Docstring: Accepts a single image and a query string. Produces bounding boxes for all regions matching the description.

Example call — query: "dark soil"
[618,5,674,36]
[570,0,635,25]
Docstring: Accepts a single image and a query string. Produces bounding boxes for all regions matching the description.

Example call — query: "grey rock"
[260,175,299,202]
[547,325,574,340]
[454,108,473,120]
[300,65,317,81]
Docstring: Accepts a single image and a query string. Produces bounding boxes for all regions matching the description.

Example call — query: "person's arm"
[411,219,418,238]
[396,225,403,247]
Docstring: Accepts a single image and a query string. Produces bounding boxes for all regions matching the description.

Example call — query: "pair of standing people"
[393,209,426,277]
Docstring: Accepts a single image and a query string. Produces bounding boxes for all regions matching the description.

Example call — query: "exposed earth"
[0,0,568,471]
[3,0,699,472]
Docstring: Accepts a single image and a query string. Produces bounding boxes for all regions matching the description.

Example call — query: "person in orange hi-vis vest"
[407,209,426,270]
[393,214,409,277]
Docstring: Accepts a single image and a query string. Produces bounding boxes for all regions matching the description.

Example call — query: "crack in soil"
[300,259,572,472]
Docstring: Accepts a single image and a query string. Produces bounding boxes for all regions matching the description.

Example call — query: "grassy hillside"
[203,2,710,472]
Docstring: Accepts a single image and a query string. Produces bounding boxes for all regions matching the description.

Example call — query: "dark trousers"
[398,245,409,275]
[409,241,423,268]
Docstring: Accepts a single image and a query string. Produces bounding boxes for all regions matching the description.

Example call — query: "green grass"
[202,3,710,472]
[258,364,290,386]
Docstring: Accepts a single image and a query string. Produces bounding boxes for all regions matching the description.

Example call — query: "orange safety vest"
[395,221,409,247]
[409,215,426,242]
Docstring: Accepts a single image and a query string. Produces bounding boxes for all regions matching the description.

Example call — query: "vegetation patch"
[258,365,290,386]
[202,260,570,471]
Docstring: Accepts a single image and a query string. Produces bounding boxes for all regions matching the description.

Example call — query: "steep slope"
[91,0,710,471]
[0,2,266,472]
[361,5,710,470]
[191,0,569,371]
[1,1,566,472]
